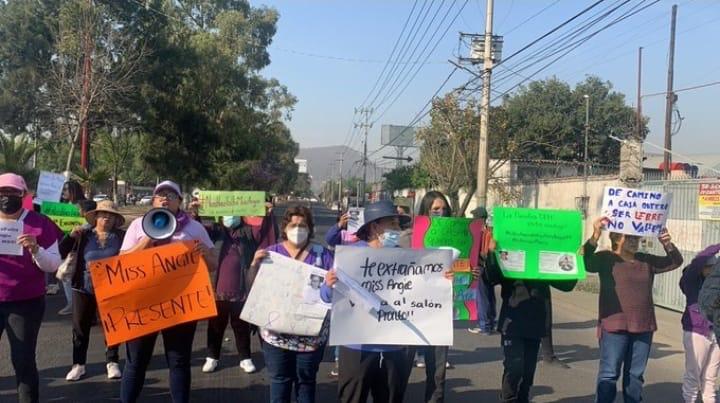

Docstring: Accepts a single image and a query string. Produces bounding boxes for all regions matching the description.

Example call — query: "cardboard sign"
[411,216,484,320]
[493,207,586,280]
[347,207,365,234]
[699,183,720,221]
[601,186,672,236]
[197,191,265,217]
[36,171,66,203]
[89,242,217,346]
[41,201,84,233]
[329,246,454,346]
[240,252,329,336]
[0,220,23,256]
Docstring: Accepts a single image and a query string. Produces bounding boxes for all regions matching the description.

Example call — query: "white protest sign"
[36,171,66,203]
[347,207,364,234]
[241,252,329,336]
[601,186,672,236]
[329,246,453,346]
[0,220,23,256]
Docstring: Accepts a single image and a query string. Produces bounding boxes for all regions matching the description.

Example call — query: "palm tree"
[0,134,37,179]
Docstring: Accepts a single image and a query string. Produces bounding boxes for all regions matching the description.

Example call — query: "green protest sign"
[197,191,266,217]
[41,201,83,233]
[493,207,586,280]
[41,201,80,217]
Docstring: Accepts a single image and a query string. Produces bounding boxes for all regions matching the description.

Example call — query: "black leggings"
[0,296,44,403]
[72,290,119,365]
[206,300,251,360]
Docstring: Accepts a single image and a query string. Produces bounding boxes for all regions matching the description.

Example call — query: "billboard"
[381,125,416,147]
[294,159,308,174]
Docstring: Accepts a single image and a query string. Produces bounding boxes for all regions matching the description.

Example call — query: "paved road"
[0,203,688,402]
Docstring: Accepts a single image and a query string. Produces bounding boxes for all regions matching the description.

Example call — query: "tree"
[383,165,424,195]
[416,94,479,216]
[0,134,37,181]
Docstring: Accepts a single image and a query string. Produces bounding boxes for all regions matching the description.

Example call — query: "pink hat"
[0,173,27,192]
[153,180,182,198]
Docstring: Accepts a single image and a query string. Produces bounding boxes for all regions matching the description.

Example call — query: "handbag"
[56,234,81,282]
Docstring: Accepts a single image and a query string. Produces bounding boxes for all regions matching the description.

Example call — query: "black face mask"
[0,195,23,214]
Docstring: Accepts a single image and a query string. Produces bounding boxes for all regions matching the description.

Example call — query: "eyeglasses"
[154,192,179,201]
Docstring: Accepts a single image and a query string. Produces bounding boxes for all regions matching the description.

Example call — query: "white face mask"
[379,229,401,248]
[286,227,309,246]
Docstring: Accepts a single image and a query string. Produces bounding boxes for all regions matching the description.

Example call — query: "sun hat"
[85,200,125,227]
[355,200,411,240]
[0,173,27,192]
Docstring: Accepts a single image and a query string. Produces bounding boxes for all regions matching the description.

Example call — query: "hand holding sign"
[601,186,672,236]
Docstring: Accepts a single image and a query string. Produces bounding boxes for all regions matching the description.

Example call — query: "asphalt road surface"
[0,202,688,402]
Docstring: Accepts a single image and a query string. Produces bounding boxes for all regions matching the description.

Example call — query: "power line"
[642,81,720,98]
[502,0,562,35]
[270,46,444,65]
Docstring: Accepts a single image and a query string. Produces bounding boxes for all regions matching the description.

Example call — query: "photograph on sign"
[347,207,364,234]
[329,246,453,346]
[600,186,672,236]
[492,207,586,280]
[241,252,329,337]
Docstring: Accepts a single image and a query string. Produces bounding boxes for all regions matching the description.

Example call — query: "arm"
[320,283,333,303]
[32,241,62,273]
[58,234,76,259]
[483,252,504,286]
[640,243,684,274]
[680,262,703,295]
[324,224,343,249]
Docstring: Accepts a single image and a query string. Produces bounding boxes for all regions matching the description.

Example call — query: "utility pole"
[355,107,373,206]
[636,47,643,139]
[79,0,94,173]
[336,152,344,210]
[663,5,677,179]
[583,94,590,217]
[475,0,494,209]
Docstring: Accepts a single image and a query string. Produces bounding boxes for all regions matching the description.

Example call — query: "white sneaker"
[65,364,86,381]
[46,284,60,295]
[202,357,219,373]
[415,356,426,368]
[106,362,122,379]
[239,358,256,374]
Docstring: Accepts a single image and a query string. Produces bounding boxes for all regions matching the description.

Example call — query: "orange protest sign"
[89,241,217,346]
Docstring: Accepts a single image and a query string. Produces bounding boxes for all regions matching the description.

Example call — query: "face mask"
[222,216,241,229]
[379,230,401,248]
[287,227,309,246]
[0,195,23,215]
[430,209,446,217]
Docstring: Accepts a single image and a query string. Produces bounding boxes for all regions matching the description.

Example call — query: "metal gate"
[641,180,720,312]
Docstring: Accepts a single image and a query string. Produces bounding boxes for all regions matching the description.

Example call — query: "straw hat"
[85,200,125,227]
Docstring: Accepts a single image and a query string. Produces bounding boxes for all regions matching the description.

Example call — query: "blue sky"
[259,0,720,174]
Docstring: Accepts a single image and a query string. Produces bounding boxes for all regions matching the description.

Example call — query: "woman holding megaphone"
[118,181,217,403]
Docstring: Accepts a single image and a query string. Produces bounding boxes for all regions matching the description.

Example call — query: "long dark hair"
[63,180,86,203]
[418,190,452,217]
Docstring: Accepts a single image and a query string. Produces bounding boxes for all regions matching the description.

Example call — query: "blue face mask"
[222,216,241,228]
[379,230,401,248]
[430,209,446,217]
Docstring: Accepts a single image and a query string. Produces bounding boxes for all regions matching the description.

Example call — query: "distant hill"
[297,146,382,193]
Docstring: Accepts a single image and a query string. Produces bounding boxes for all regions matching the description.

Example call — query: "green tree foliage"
[0,0,299,194]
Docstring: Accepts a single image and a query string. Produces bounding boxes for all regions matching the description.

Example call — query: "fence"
[641,179,720,312]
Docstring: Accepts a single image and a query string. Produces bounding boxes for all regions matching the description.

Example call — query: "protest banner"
[35,171,65,203]
[329,246,453,346]
[240,252,329,336]
[699,183,720,221]
[197,191,265,217]
[411,216,485,320]
[0,220,23,256]
[347,207,364,234]
[493,207,586,280]
[41,201,84,233]
[600,186,672,236]
[89,242,217,346]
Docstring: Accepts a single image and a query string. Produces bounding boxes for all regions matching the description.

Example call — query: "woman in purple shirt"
[250,205,333,403]
[0,173,62,403]
[679,245,720,403]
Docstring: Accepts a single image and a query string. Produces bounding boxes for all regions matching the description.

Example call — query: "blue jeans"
[120,321,197,403]
[262,341,324,403]
[476,276,496,330]
[596,330,653,403]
